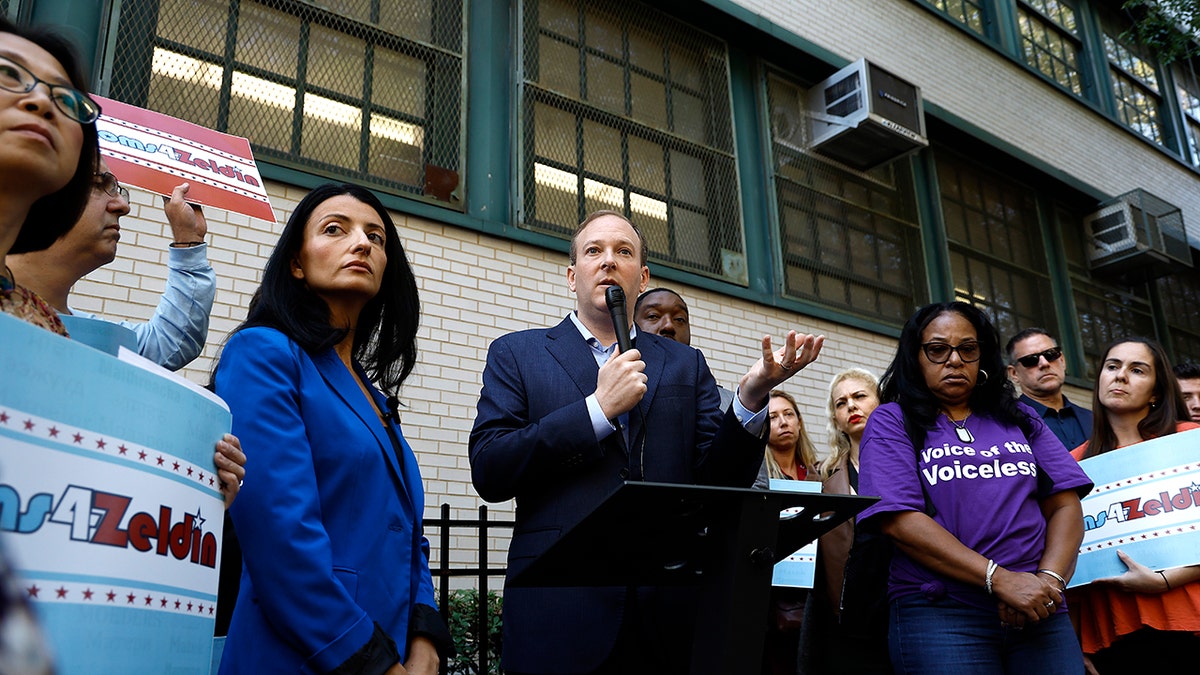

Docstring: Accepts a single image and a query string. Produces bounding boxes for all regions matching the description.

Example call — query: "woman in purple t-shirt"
[858,302,1093,674]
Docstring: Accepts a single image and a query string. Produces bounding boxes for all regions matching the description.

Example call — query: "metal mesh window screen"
[107,0,465,205]
[766,72,926,327]
[936,151,1056,342]
[518,0,745,283]
[1057,206,1155,380]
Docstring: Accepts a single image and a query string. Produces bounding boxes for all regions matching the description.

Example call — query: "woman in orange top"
[1069,337,1200,674]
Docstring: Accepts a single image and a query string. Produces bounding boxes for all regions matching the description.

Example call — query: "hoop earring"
[977,369,989,385]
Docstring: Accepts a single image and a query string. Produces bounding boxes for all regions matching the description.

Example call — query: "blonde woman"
[763,389,820,481]
[801,369,891,673]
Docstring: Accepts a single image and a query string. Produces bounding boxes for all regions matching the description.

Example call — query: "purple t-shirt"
[857,402,1092,609]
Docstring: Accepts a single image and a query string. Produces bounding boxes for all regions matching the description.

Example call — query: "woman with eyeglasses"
[857,302,1092,674]
[0,17,100,335]
[1067,337,1200,674]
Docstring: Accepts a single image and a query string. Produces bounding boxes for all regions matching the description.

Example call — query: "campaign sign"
[0,313,230,673]
[770,479,820,588]
[1073,428,1200,588]
[92,95,276,223]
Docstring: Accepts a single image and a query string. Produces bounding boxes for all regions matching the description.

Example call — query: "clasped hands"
[992,567,1064,628]
[594,330,825,419]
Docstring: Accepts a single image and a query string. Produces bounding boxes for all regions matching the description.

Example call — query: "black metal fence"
[427,503,514,675]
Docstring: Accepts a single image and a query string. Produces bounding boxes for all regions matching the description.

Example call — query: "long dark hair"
[1082,336,1187,458]
[2,18,99,254]
[226,184,420,392]
[880,302,1032,446]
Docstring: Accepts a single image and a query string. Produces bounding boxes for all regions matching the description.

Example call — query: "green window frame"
[936,149,1057,341]
[923,0,988,36]
[764,71,927,328]
[108,0,465,205]
[517,0,746,283]
[1157,269,1200,360]
[1102,27,1164,144]
[1017,0,1084,96]
[1174,62,1200,168]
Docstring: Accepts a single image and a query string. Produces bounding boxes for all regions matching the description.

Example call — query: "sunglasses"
[921,341,981,364]
[1014,347,1063,369]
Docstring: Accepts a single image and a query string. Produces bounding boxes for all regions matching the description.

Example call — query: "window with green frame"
[1058,206,1156,379]
[108,0,465,204]
[1017,0,1084,96]
[1174,61,1200,167]
[922,0,987,35]
[1101,16,1164,144]
[765,72,926,327]
[936,150,1056,342]
[518,0,745,283]
[1157,268,1200,360]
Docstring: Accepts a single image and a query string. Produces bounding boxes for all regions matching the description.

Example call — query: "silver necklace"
[946,411,974,443]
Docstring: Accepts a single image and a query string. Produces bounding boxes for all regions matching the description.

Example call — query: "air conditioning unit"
[1083,189,1191,282]
[806,59,928,171]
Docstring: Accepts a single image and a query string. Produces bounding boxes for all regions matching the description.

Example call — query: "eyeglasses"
[1014,347,1063,369]
[0,55,101,123]
[94,172,130,201]
[921,341,981,364]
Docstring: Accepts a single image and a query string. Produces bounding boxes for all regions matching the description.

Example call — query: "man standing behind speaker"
[469,210,823,675]
[633,286,736,411]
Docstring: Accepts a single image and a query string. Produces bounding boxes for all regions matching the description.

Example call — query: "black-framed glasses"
[0,55,101,124]
[921,341,981,364]
[1014,347,1063,369]
[94,172,130,201]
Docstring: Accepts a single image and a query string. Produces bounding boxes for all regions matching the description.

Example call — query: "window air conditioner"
[1083,189,1191,282]
[806,59,928,171]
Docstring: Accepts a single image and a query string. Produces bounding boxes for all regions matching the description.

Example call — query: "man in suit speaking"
[469,210,824,675]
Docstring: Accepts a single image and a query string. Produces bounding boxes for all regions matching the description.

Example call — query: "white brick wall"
[732,0,1200,245]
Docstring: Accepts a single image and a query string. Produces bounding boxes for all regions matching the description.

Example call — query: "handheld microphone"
[605,286,633,353]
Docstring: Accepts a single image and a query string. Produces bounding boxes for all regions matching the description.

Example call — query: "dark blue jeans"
[889,594,1084,675]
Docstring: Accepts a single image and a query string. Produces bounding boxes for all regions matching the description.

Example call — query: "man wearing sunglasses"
[9,158,215,371]
[1004,327,1092,449]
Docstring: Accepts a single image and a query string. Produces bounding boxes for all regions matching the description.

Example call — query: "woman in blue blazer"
[214,184,450,674]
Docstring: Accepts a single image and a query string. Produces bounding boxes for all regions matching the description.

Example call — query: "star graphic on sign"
[0,411,8,423]
[187,466,194,476]
[197,603,204,614]
[174,599,181,609]
[126,593,136,604]
[26,585,39,598]
[172,461,180,472]
[156,456,164,466]
[160,597,167,608]
[198,471,205,482]
[23,419,34,431]
[191,508,206,531]
[95,438,106,450]
[55,587,67,599]
[187,602,193,611]
[208,606,214,615]
[209,477,215,486]
[145,595,153,606]
[106,590,116,602]
[72,432,83,444]
[119,445,128,455]
[82,588,94,600]
[48,426,59,438]
[138,450,147,461]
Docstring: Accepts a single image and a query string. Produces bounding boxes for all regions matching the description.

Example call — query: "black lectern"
[510,481,876,675]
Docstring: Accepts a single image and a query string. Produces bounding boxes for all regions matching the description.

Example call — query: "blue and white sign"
[1073,428,1200,587]
[770,479,820,589]
[0,312,230,673]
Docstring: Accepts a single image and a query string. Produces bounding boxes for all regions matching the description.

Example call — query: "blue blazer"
[469,316,765,674]
[215,327,436,674]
